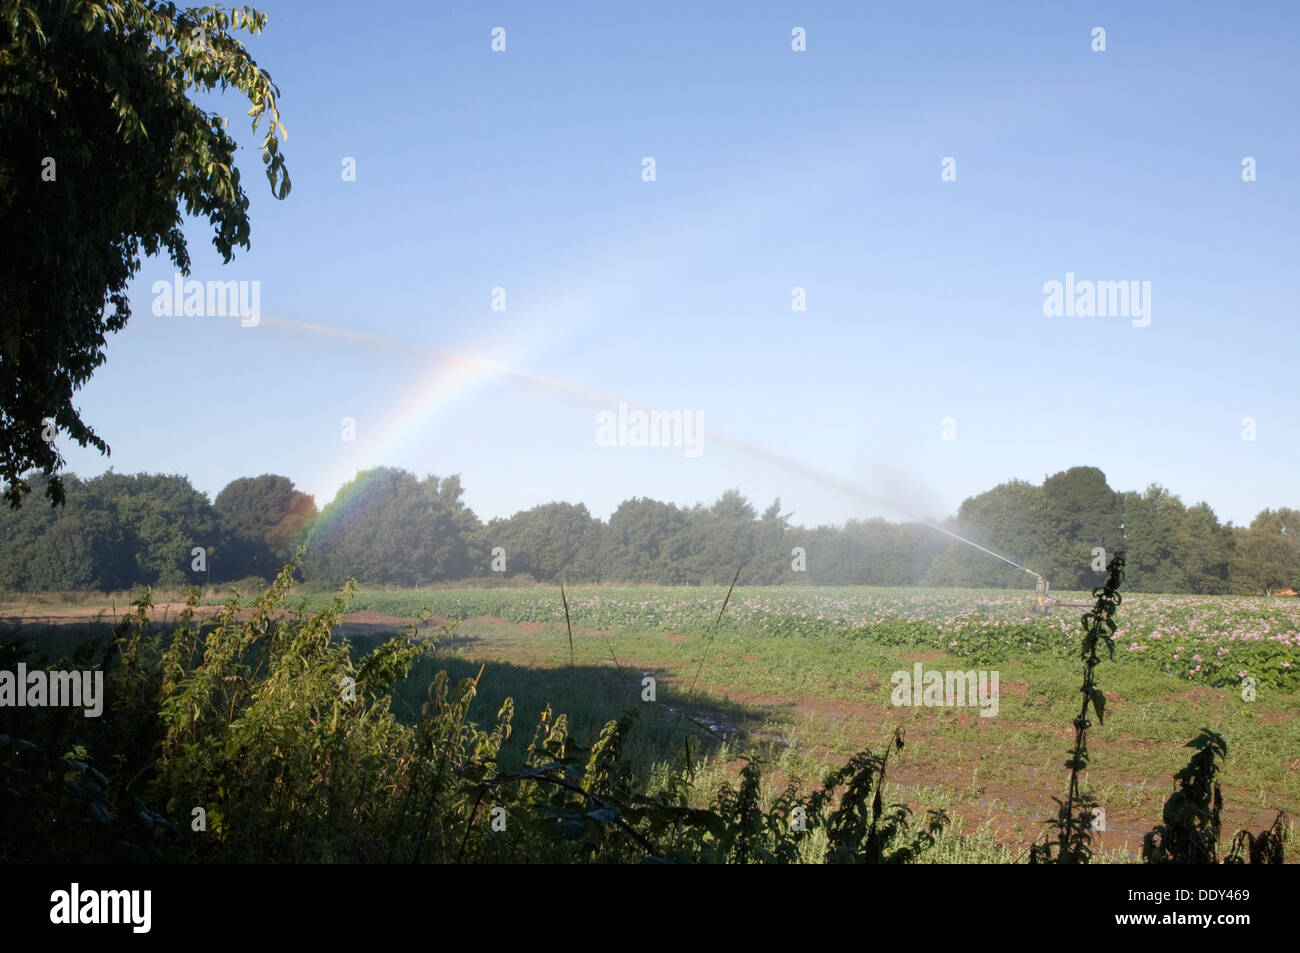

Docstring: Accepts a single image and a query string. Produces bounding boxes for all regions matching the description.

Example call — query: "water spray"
[258,313,1063,608]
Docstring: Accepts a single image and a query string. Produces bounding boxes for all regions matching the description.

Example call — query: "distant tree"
[1039,467,1121,588]
[1,1,290,507]
[304,468,482,586]
[26,504,126,591]
[87,471,224,587]
[748,498,793,585]
[429,473,488,580]
[800,517,939,587]
[802,522,857,586]
[0,472,72,589]
[893,522,949,586]
[680,489,759,585]
[600,498,691,584]
[482,501,604,583]
[843,519,906,585]
[214,475,316,579]
[0,469,222,590]
[1118,485,1189,593]
[1178,502,1233,594]
[1,462,1292,596]
[1230,508,1300,596]
[924,480,1046,588]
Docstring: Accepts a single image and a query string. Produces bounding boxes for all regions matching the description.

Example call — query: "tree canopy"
[0,464,1294,596]
[302,469,485,587]
[0,1,289,507]
[213,474,316,579]
[0,469,224,590]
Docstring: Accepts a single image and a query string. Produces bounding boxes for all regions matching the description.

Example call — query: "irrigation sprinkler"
[927,527,1090,617]
[1024,570,1094,616]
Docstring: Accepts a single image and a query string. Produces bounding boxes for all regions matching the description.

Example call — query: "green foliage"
[0,470,225,589]
[811,518,947,587]
[1040,467,1124,589]
[808,730,948,864]
[303,468,484,587]
[0,561,953,863]
[1141,729,1227,864]
[1229,508,1300,596]
[1225,811,1289,865]
[481,501,605,582]
[1021,564,1290,867]
[924,471,1243,596]
[600,497,694,584]
[213,474,316,580]
[3,552,1293,864]
[2,465,1289,597]
[1122,486,1192,593]
[1180,502,1234,595]
[1,0,290,507]
[1030,553,1125,864]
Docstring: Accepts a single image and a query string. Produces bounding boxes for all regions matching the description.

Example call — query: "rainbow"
[260,316,521,548]
[262,314,1000,568]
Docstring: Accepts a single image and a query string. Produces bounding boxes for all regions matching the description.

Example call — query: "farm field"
[5,583,1296,862]
[295,584,1300,861]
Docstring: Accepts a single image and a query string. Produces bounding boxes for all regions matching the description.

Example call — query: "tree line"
[1,465,1296,595]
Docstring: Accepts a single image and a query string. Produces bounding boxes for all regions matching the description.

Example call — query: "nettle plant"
[1,549,1286,864]
[1029,555,1289,864]
[1029,554,1126,864]
[2,551,952,863]
[1142,729,1289,865]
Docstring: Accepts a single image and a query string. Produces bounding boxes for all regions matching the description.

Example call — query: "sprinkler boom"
[922,525,1089,616]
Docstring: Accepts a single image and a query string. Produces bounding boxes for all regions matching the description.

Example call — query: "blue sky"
[57,0,1299,530]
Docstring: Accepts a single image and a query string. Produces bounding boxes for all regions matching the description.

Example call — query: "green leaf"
[587,806,619,825]
[554,819,586,840]
[1090,687,1106,725]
